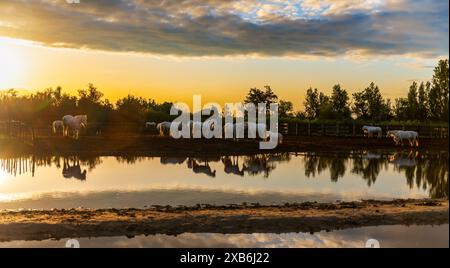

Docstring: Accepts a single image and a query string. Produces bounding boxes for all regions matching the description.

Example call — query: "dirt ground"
[1,135,447,156]
[0,199,447,242]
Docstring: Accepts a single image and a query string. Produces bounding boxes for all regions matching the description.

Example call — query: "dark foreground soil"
[1,135,448,156]
[0,199,447,242]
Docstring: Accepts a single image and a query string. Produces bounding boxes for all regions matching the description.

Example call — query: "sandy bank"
[0,199,447,242]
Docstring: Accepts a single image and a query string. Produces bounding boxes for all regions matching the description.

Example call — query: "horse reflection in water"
[62,157,87,181]
[221,156,245,177]
[187,157,220,178]
[159,156,218,178]
[389,151,418,168]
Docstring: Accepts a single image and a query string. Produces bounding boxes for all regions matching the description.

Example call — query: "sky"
[0,0,448,110]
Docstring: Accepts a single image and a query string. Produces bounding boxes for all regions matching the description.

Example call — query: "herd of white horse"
[52,115,88,140]
[51,118,418,147]
[362,125,419,147]
[150,120,283,143]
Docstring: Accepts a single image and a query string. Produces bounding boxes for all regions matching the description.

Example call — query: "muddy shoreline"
[0,199,447,242]
[1,136,448,157]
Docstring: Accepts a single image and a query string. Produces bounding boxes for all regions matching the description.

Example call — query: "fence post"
[295,122,298,136]
[308,122,311,136]
[321,123,324,136]
[336,123,339,137]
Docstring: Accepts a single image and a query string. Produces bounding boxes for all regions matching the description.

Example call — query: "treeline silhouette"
[0,59,448,133]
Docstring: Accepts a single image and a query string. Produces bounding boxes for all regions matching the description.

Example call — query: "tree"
[116,95,148,123]
[428,59,449,121]
[417,82,429,121]
[352,82,391,121]
[330,84,351,119]
[406,81,419,119]
[78,83,104,105]
[303,87,320,119]
[278,100,294,118]
[393,98,409,121]
[244,85,278,111]
[77,83,111,123]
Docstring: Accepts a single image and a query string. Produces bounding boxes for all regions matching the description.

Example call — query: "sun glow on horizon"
[0,38,26,89]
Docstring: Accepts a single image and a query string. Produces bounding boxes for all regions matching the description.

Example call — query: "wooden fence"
[0,120,33,140]
[279,122,448,138]
[1,120,448,140]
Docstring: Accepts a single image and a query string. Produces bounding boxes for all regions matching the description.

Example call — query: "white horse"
[52,120,64,134]
[362,126,382,138]
[62,115,87,139]
[387,130,419,147]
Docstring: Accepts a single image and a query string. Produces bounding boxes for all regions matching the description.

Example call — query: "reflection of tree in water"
[391,151,448,199]
[1,151,447,198]
[115,155,152,164]
[351,153,387,186]
[303,152,348,182]
[241,153,291,178]
[0,155,102,180]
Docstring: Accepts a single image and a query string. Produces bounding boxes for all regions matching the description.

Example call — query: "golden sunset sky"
[0,0,448,110]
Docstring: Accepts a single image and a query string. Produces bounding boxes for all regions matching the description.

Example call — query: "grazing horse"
[62,115,87,139]
[52,120,64,135]
[362,126,382,138]
[387,130,419,147]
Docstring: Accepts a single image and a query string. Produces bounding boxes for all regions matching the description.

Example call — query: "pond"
[0,225,447,248]
[0,150,447,210]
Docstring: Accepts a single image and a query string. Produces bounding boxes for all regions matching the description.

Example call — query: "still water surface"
[0,225,447,248]
[0,150,448,210]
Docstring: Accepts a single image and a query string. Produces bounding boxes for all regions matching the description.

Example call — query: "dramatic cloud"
[0,0,448,57]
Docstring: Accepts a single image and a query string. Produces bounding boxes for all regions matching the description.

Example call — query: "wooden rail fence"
[1,120,448,140]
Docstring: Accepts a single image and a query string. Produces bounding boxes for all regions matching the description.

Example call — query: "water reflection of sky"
[0,151,448,209]
[0,225,447,248]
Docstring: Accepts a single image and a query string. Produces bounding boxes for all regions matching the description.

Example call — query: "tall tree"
[244,85,278,111]
[303,87,320,119]
[352,82,391,121]
[406,81,419,119]
[278,100,294,118]
[330,84,351,119]
[428,59,449,121]
[417,82,429,121]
